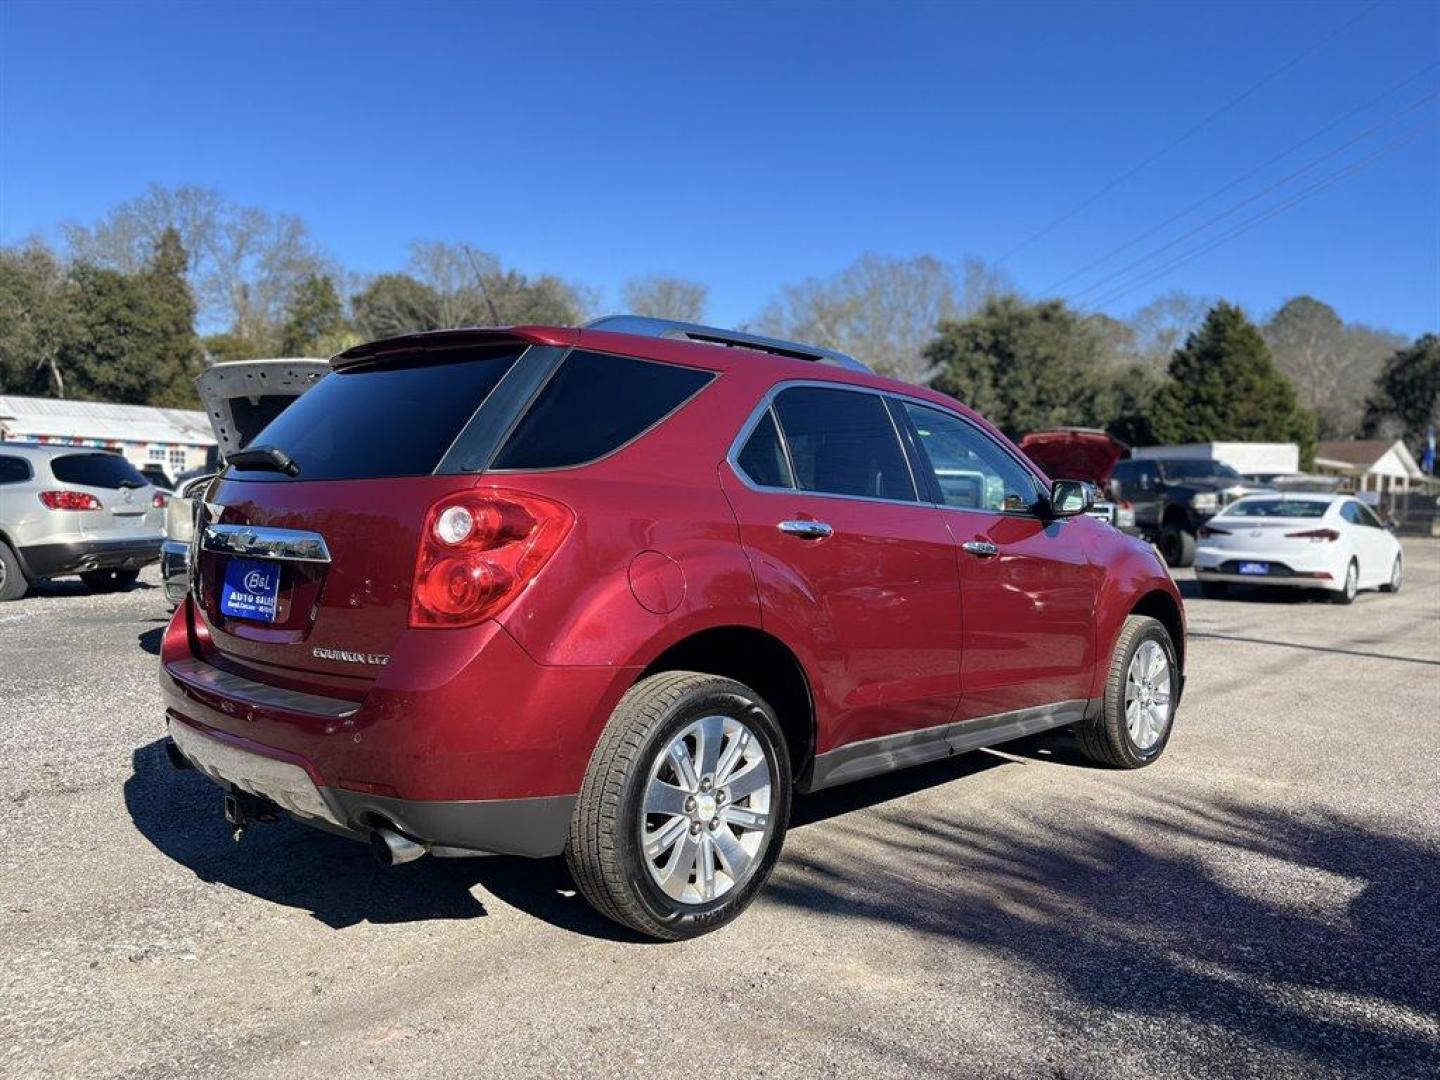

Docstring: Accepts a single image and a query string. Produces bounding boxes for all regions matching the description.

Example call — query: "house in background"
[1313,438,1436,531]
[0,394,216,477]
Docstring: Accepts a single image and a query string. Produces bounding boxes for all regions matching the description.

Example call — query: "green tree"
[350,273,441,340]
[0,242,78,396]
[61,263,155,403]
[926,296,1118,438]
[1149,302,1316,466]
[1362,334,1440,453]
[279,273,347,355]
[136,228,203,406]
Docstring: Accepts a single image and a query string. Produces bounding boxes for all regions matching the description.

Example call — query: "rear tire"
[1158,525,1196,568]
[1076,615,1178,769]
[1331,560,1358,605]
[1379,555,1402,593]
[80,568,140,593]
[566,671,792,941]
[1197,579,1229,599]
[0,542,28,602]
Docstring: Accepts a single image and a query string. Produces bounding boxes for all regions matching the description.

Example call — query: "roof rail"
[585,315,871,372]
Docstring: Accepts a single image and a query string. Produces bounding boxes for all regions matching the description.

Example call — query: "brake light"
[1286,528,1340,542]
[410,489,574,628]
[1198,525,1230,538]
[39,491,102,511]
[152,492,168,509]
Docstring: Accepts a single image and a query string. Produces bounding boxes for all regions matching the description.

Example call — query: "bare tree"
[621,276,708,322]
[1126,290,1212,368]
[62,184,330,343]
[755,253,1012,383]
[1263,296,1406,439]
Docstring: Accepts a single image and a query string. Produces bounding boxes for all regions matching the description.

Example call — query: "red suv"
[160,316,1185,939]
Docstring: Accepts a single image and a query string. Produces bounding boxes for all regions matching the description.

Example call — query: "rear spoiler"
[332,326,580,370]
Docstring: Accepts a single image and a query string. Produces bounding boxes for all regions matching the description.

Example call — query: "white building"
[0,394,216,477]
[1313,439,1424,496]
[1130,441,1300,476]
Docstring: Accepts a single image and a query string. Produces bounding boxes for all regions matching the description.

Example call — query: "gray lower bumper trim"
[806,698,1096,791]
[165,656,359,719]
[332,790,577,858]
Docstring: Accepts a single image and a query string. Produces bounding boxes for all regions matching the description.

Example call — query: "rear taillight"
[1286,528,1339,542]
[1198,525,1230,538]
[39,491,102,511]
[410,489,574,629]
[152,492,168,509]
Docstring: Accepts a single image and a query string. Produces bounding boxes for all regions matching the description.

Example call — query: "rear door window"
[0,455,31,484]
[734,409,793,489]
[234,348,521,481]
[492,350,713,470]
[50,453,147,489]
[771,387,916,502]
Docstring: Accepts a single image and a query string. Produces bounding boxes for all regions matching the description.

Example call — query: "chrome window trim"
[725,380,1054,520]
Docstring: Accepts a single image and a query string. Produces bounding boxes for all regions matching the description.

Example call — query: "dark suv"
[159,317,1185,939]
[1110,457,1267,567]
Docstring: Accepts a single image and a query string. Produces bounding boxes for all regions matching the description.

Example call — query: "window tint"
[1224,498,1329,518]
[493,351,713,470]
[50,452,147,490]
[1111,460,1135,483]
[772,387,915,501]
[1340,502,1361,525]
[1355,502,1384,528]
[902,403,1041,513]
[0,455,31,484]
[735,409,793,489]
[235,348,520,481]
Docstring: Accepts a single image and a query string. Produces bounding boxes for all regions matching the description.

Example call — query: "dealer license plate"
[1237,562,1270,576]
[219,557,281,622]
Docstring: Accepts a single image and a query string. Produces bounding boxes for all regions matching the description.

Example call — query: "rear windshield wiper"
[227,445,301,477]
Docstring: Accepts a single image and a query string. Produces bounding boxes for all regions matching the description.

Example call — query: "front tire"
[1380,555,1402,593]
[0,542,29,602]
[1158,525,1196,568]
[80,568,140,593]
[1331,560,1358,605]
[566,671,792,940]
[1076,615,1178,769]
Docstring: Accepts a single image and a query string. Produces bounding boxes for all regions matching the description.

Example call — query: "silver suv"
[0,444,164,600]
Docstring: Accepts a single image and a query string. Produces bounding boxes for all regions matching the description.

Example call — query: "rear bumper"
[166,714,575,856]
[1194,569,1339,590]
[18,535,162,579]
[158,597,635,855]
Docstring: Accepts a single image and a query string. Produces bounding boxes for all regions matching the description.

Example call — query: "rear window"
[0,455,31,484]
[773,386,916,502]
[50,452,147,489]
[234,349,521,481]
[492,350,713,470]
[1222,499,1330,518]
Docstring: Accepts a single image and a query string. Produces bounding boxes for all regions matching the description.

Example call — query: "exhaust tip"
[369,827,426,867]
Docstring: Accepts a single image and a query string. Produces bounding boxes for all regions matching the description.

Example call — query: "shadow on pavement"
[765,793,1440,1078]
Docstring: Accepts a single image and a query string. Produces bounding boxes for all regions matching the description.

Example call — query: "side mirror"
[1049,479,1092,518]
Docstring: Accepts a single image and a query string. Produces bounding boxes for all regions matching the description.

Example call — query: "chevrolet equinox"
[159,316,1185,939]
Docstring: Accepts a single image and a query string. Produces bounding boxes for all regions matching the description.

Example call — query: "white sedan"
[1193,493,1403,604]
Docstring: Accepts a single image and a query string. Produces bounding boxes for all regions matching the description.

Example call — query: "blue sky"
[2,0,1437,336]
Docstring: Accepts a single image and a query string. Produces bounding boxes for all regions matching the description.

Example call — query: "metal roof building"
[0,394,216,476]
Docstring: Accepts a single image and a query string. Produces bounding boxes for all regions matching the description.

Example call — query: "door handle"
[778,520,834,540]
[962,540,998,557]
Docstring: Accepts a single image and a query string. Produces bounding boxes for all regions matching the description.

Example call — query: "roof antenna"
[462,244,503,326]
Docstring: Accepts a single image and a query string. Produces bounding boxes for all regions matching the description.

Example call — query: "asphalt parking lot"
[1,540,1436,1080]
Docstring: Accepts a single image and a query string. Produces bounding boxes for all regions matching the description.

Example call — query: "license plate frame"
[1237,561,1270,576]
[219,557,282,623]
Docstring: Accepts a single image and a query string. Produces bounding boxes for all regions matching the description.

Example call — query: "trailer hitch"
[224,788,280,842]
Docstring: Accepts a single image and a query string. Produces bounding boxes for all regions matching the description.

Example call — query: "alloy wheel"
[1124,639,1172,751]
[639,714,773,905]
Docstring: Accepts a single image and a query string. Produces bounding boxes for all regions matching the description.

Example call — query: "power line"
[1079,120,1440,312]
[1064,89,1439,304]
[995,0,1386,265]
[1044,60,1439,294]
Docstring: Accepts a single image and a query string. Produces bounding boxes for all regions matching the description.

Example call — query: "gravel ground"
[1,540,1437,1079]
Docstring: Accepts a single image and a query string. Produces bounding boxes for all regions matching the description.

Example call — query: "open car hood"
[196,359,330,459]
[1018,428,1129,486]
